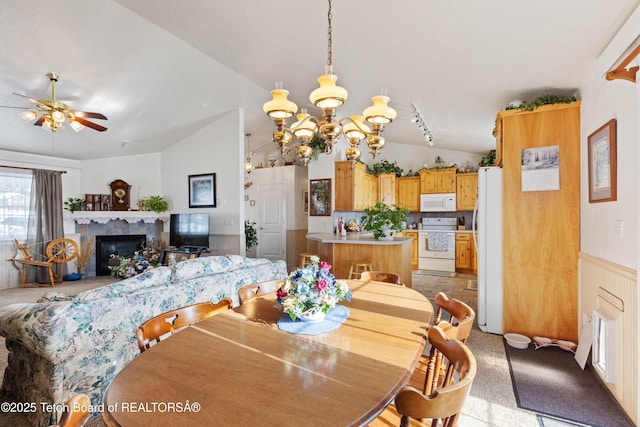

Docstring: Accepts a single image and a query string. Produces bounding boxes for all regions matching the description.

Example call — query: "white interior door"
[257,183,285,262]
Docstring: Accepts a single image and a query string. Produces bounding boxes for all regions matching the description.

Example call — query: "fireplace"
[95,234,146,276]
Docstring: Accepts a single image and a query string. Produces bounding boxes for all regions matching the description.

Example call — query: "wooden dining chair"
[237,279,284,304]
[136,299,232,353]
[50,393,92,427]
[424,292,475,394]
[360,270,402,285]
[395,325,477,427]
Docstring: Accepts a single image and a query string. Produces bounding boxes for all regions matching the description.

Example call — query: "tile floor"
[411,270,478,315]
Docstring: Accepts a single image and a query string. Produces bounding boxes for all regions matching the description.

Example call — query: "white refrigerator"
[472,167,503,334]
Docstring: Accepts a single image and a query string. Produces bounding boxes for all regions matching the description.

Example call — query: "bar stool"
[348,262,373,279]
[299,253,317,268]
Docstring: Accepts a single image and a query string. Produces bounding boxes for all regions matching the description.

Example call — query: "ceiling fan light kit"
[263,0,396,166]
[4,72,108,133]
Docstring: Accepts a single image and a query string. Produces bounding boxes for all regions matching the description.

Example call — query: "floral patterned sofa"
[0,255,287,427]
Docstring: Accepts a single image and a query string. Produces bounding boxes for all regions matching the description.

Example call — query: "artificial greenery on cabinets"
[505,94,577,112]
[369,159,404,177]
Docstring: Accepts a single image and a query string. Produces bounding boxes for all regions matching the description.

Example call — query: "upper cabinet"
[335,161,377,211]
[396,176,420,211]
[378,173,396,206]
[420,168,456,194]
[456,173,478,211]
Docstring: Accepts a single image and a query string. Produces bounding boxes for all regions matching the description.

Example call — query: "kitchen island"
[306,233,413,287]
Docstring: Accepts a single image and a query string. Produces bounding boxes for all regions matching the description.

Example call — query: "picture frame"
[189,173,216,208]
[588,119,617,203]
[303,190,309,214]
[309,178,331,216]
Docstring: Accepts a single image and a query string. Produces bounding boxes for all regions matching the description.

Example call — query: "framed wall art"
[189,173,217,208]
[588,119,617,203]
[309,178,331,216]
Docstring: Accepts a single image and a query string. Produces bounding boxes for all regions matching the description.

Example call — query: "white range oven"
[418,217,456,272]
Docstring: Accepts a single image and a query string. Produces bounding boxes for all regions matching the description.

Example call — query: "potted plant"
[64,197,84,213]
[139,195,169,212]
[360,201,409,240]
[245,220,258,250]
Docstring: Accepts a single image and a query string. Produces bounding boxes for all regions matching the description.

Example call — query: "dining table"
[101,279,433,426]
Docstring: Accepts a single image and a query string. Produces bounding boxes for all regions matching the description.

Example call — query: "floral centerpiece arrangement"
[277,256,351,322]
[108,239,166,279]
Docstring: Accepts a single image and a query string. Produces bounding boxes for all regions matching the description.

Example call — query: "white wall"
[580,78,637,269]
[161,108,244,236]
[81,153,162,208]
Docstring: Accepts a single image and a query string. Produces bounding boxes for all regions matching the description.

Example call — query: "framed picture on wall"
[309,178,331,216]
[303,190,309,214]
[588,119,617,203]
[189,173,216,208]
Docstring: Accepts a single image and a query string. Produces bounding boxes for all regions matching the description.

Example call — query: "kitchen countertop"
[306,233,413,245]
[406,229,476,233]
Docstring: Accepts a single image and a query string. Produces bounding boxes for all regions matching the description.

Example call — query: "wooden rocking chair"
[11,238,78,287]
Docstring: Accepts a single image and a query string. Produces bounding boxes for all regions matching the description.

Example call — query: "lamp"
[263,0,396,165]
[411,102,433,146]
[244,133,254,174]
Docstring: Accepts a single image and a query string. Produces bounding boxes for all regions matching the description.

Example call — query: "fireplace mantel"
[68,211,170,224]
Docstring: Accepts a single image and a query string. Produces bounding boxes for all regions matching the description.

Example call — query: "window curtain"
[26,169,64,283]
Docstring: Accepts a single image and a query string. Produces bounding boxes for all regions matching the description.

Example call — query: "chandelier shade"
[262,0,395,165]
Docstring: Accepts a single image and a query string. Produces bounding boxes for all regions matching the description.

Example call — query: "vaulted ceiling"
[0,1,637,161]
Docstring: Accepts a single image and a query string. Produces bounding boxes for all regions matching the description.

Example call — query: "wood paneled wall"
[500,102,581,341]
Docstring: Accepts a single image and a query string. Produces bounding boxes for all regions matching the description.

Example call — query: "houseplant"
[277,256,351,322]
[64,197,84,213]
[245,220,258,250]
[360,201,409,240]
[138,195,169,212]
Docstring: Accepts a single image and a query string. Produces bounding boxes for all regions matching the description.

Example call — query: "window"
[0,169,32,241]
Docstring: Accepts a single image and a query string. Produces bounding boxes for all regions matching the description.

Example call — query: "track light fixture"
[411,103,433,146]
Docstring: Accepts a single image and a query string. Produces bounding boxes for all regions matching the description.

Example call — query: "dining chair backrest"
[359,271,402,285]
[50,393,92,427]
[238,279,284,304]
[424,292,476,395]
[395,325,476,427]
[433,292,475,343]
[136,299,232,353]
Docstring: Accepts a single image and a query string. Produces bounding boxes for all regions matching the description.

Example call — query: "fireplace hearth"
[95,234,146,276]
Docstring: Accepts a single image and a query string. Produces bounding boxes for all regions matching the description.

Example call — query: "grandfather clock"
[110,179,131,211]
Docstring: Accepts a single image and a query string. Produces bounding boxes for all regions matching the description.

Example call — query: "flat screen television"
[169,213,210,249]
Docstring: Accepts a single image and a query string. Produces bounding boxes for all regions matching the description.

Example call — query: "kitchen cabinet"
[404,231,419,269]
[396,176,420,211]
[455,232,476,274]
[378,173,396,206]
[335,161,377,211]
[456,173,478,211]
[499,101,580,341]
[420,168,456,194]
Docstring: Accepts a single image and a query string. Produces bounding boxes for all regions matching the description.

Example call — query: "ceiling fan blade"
[12,92,41,104]
[33,116,45,126]
[71,110,108,120]
[74,116,108,132]
[0,105,34,110]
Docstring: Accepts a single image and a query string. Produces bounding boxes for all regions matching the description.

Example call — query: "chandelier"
[263,0,396,166]
[244,133,254,174]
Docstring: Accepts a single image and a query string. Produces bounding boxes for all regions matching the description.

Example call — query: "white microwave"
[420,193,456,212]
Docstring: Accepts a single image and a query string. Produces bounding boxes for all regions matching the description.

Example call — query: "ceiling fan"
[1,72,108,133]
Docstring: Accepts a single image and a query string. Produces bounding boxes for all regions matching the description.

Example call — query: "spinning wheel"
[11,238,79,287]
[46,238,78,263]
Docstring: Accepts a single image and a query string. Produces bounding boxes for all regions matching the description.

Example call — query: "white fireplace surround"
[68,211,170,225]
